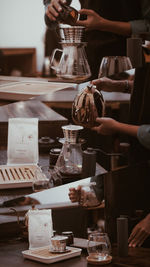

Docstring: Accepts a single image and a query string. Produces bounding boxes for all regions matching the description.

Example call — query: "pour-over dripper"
[59,25,85,43]
[62,125,83,143]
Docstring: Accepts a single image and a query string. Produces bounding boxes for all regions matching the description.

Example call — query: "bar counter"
[0,238,150,267]
[0,75,130,109]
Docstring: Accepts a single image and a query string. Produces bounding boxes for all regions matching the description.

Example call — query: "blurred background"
[0,0,80,74]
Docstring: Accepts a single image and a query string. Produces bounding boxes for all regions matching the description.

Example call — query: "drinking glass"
[87,232,111,262]
[79,182,101,207]
[98,56,132,79]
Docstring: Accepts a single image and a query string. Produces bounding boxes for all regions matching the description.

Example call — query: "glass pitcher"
[50,43,91,81]
[50,26,91,81]
[55,125,83,175]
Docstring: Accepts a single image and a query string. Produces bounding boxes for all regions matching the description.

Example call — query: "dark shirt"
[129,64,150,162]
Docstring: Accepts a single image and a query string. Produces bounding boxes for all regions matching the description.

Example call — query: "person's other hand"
[92,77,116,92]
[128,214,150,247]
[76,9,107,31]
[68,186,100,207]
[68,186,81,203]
[92,117,119,135]
[46,0,66,21]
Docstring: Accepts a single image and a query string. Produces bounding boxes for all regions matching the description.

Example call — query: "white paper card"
[7,118,39,165]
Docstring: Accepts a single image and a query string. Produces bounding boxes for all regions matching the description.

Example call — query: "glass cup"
[32,179,50,192]
[87,232,111,261]
[50,236,68,252]
[79,182,100,207]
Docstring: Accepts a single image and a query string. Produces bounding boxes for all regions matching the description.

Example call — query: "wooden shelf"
[0,48,37,77]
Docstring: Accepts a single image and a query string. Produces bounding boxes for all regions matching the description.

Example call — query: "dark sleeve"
[91,174,104,202]
[43,0,58,29]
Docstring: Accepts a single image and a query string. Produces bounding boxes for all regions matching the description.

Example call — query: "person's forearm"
[101,20,132,36]
[112,80,133,93]
[115,122,139,137]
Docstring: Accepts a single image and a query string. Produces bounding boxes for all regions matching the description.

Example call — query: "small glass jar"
[62,231,74,245]
[49,148,61,169]
[87,232,111,262]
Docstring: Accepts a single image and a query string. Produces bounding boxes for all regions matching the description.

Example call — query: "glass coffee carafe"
[55,124,83,176]
[98,56,132,79]
[50,25,91,81]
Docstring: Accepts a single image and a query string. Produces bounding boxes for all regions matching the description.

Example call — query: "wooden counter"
[0,239,150,267]
[0,75,130,109]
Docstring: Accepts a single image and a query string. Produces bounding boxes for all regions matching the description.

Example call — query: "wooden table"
[0,239,150,267]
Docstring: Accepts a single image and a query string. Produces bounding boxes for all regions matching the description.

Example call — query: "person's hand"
[92,77,117,92]
[128,214,150,247]
[68,186,90,206]
[46,0,66,21]
[69,186,100,207]
[68,186,82,203]
[76,9,107,31]
[92,117,120,135]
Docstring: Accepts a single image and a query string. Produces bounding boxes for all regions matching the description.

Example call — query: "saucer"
[49,248,71,254]
[87,255,112,265]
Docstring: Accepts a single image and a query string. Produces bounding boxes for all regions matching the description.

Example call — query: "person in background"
[43,0,143,79]
[92,59,150,163]
[76,1,150,37]
[77,0,150,162]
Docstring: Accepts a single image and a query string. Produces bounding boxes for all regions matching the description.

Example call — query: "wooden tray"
[22,246,82,264]
[0,164,46,189]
